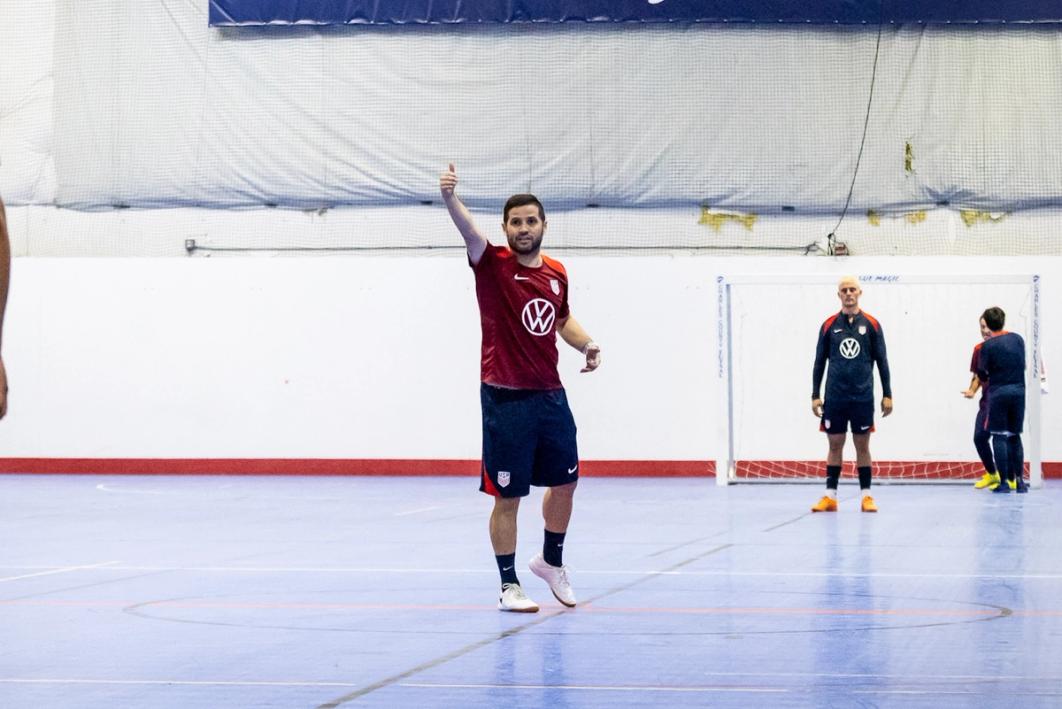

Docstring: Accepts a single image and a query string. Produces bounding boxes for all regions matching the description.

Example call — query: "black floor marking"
[315,543,734,707]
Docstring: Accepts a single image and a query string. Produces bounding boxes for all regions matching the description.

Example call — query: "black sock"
[544,529,566,567]
[1010,435,1024,484]
[826,465,842,490]
[974,430,995,474]
[496,553,519,586]
[858,466,872,490]
[992,434,1012,482]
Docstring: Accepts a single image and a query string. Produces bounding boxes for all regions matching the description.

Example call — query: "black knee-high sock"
[1009,434,1024,484]
[544,529,566,567]
[992,434,1012,482]
[974,430,995,474]
[858,466,872,491]
[826,465,842,490]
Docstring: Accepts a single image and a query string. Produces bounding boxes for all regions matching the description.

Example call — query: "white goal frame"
[716,273,1043,487]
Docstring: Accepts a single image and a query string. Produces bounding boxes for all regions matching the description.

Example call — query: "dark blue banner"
[209,1,1062,27]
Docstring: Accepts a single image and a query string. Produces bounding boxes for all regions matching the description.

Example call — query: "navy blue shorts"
[479,383,579,498]
[820,398,875,435]
[986,384,1025,435]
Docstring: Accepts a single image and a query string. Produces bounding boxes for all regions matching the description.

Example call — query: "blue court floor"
[0,475,1059,708]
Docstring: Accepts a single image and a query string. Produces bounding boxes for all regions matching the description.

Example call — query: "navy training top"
[812,310,892,402]
[977,331,1025,389]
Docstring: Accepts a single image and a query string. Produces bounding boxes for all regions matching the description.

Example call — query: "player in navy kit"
[810,276,892,513]
[440,164,601,612]
[977,307,1028,494]
[963,317,1000,489]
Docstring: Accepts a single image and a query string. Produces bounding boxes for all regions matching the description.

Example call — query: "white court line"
[0,681,1049,698]
[0,565,1058,580]
[0,561,119,583]
[0,679,359,688]
[399,682,786,693]
[398,683,1059,697]
[1,670,1053,690]
[853,690,1060,696]
[96,483,338,501]
[393,505,443,516]
[96,484,173,495]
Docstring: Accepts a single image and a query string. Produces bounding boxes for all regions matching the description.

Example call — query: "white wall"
[0,252,1057,463]
[2,0,1059,467]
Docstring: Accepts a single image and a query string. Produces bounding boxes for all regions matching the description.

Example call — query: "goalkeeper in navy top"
[810,276,893,513]
[976,306,1028,494]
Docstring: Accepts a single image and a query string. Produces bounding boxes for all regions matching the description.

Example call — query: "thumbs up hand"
[439,163,458,197]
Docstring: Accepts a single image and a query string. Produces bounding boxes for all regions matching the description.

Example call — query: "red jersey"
[972,339,985,407]
[970,342,987,400]
[472,244,570,390]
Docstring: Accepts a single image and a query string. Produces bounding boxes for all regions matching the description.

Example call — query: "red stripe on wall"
[0,458,715,477]
[0,458,1056,478]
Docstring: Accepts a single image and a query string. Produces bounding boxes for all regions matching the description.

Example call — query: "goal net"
[716,273,1042,486]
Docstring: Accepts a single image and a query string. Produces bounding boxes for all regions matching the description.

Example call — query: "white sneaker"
[498,583,539,613]
[529,553,577,607]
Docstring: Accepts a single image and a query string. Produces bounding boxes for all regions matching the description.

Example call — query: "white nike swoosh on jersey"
[833,329,843,333]
[514,274,530,281]
[568,465,578,474]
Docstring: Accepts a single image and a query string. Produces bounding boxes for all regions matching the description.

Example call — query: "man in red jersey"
[440,164,601,613]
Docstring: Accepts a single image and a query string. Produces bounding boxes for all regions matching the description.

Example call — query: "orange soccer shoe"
[811,495,838,513]
[861,495,878,513]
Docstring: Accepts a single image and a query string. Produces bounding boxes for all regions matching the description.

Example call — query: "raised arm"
[439,163,488,265]
[557,315,601,373]
[0,195,10,418]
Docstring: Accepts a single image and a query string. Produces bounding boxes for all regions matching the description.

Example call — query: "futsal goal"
[716,273,1042,487]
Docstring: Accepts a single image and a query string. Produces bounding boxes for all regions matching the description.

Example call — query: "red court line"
[0,458,1057,477]
[0,458,713,477]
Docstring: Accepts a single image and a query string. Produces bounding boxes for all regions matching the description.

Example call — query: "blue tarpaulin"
[209,1,1062,27]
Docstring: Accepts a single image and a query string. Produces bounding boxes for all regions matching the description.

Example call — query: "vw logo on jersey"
[522,298,556,336]
[839,337,861,359]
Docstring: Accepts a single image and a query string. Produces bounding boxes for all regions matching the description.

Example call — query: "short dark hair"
[503,194,545,223]
[982,306,1006,331]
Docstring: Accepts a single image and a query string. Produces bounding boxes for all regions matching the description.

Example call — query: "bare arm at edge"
[0,196,10,418]
[439,163,488,266]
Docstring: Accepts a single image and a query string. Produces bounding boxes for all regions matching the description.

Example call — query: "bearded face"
[504,204,545,255]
